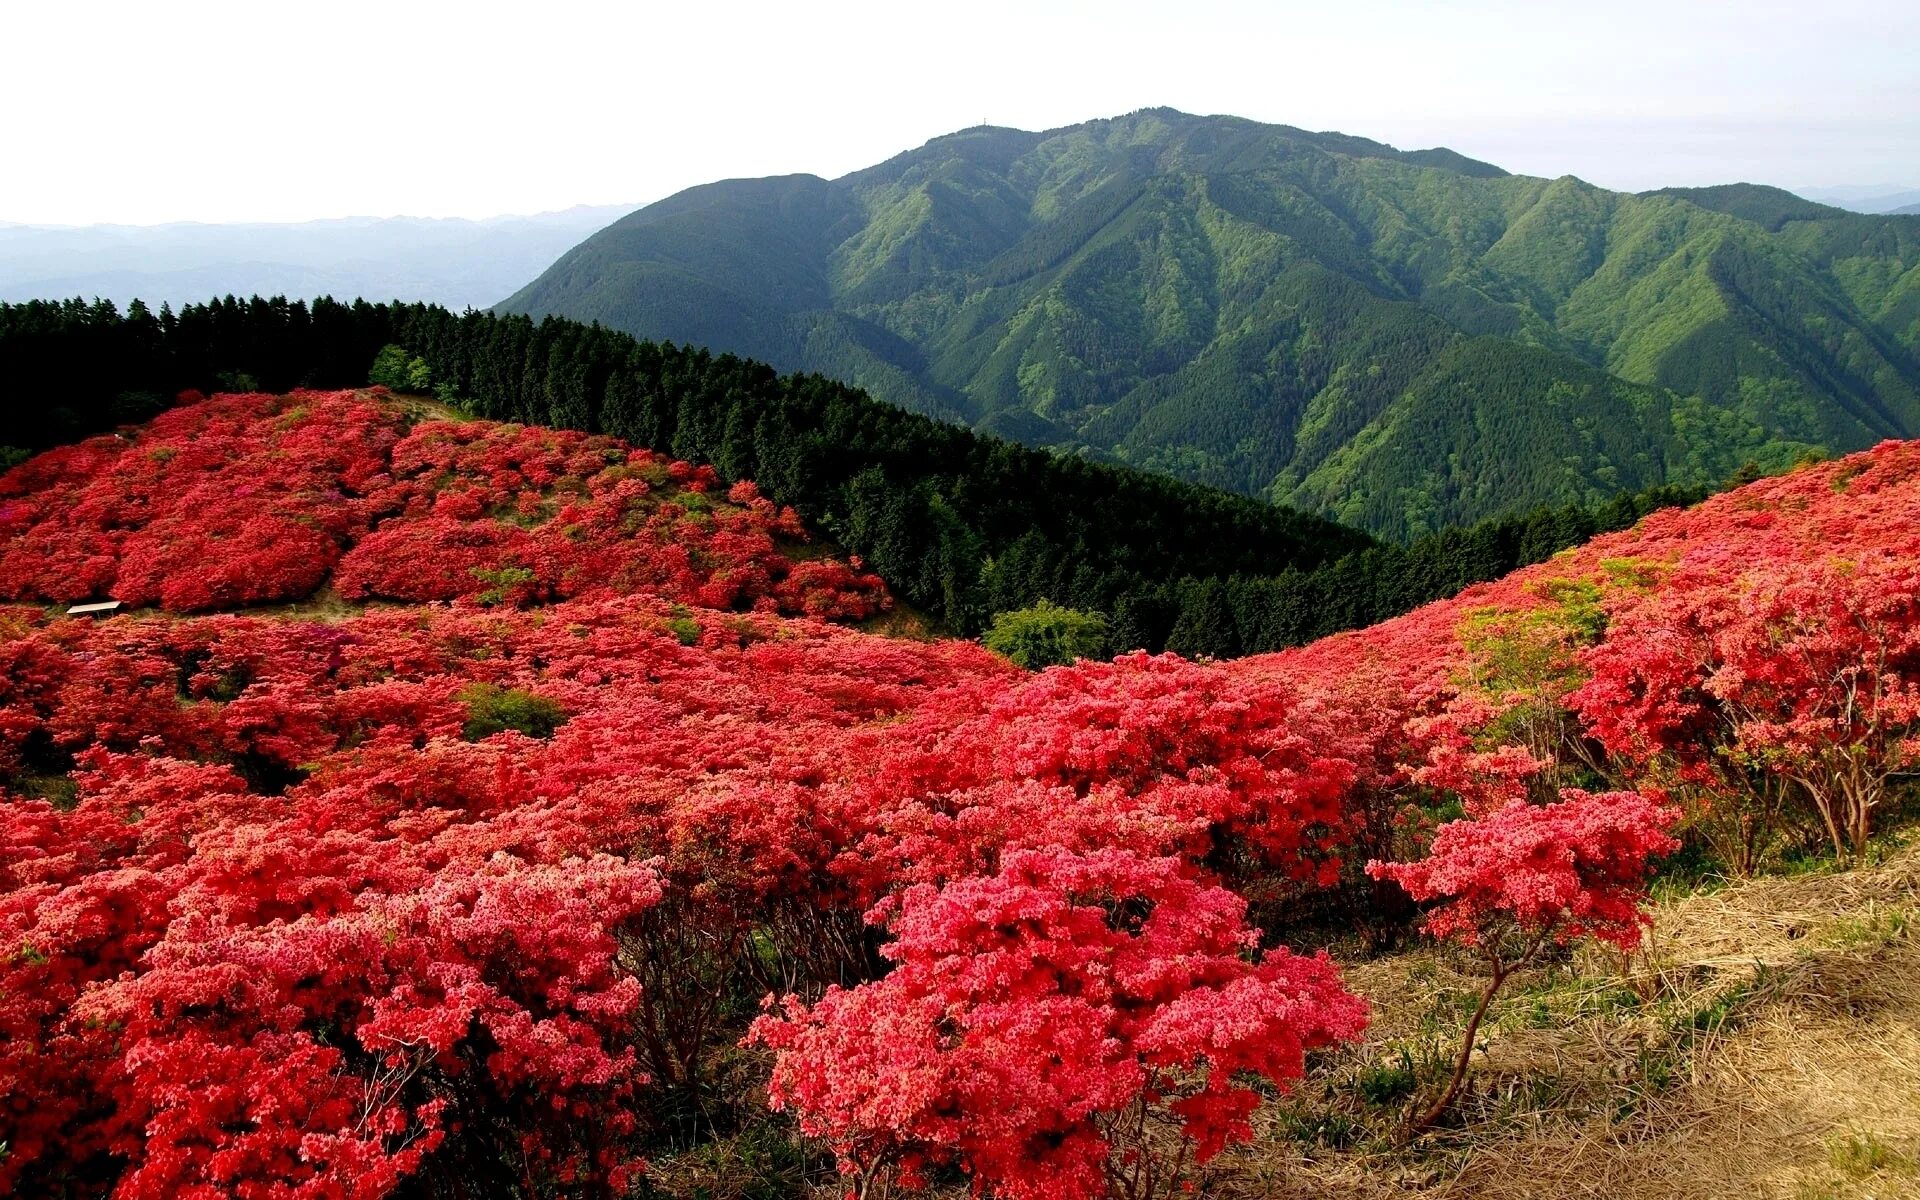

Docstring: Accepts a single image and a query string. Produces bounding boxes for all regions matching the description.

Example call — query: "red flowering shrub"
[0,596,1011,1196]
[1367,789,1678,1127]
[0,390,889,620]
[851,652,1359,890]
[1370,790,1679,952]
[771,558,890,620]
[1258,440,1920,879]
[751,848,1367,1200]
[0,392,396,610]
[1574,553,1920,861]
[80,853,663,1199]
[336,516,551,603]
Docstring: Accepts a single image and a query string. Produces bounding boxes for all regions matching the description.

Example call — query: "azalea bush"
[750,848,1368,1200]
[0,595,1014,1197]
[1575,553,1920,863]
[1367,789,1679,1129]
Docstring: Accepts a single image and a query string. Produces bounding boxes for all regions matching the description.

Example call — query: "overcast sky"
[5,0,1917,226]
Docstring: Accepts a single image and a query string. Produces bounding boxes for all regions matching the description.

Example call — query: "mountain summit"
[503,109,1920,536]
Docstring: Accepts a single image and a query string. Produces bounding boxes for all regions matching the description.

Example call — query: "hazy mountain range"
[1795,185,1920,215]
[501,109,1920,536]
[0,206,633,310]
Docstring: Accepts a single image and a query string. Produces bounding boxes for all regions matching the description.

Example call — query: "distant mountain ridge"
[0,206,635,310]
[1795,185,1920,214]
[503,110,1920,536]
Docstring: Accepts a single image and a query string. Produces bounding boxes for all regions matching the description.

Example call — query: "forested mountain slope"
[504,109,1920,536]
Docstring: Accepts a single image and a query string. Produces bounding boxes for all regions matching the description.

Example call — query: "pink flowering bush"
[5,397,1920,1196]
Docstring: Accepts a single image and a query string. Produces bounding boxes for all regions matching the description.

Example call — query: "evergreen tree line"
[1134,481,1706,659]
[1,296,1706,655]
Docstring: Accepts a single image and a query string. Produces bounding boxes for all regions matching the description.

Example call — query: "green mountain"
[503,110,1920,537]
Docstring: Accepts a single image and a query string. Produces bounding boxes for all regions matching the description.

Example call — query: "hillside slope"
[504,110,1920,536]
[1242,840,1920,1200]
[0,297,1378,641]
[0,389,888,619]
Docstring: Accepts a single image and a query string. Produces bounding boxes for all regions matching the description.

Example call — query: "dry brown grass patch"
[1208,839,1920,1200]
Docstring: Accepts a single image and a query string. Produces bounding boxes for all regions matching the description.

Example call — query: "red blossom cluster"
[0,391,394,608]
[1363,788,1679,1129]
[4,396,1920,1196]
[1368,789,1680,954]
[1269,439,1920,868]
[0,597,995,1196]
[752,848,1366,1200]
[1571,551,1920,863]
[0,390,889,619]
[0,591,1383,1197]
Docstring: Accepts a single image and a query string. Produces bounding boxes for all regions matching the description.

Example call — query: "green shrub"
[458,683,566,741]
[369,343,432,394]
[470,565,538,607]
[983,600,1109,669]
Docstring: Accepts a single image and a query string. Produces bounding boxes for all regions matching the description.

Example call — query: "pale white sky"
[4,0,1917,225]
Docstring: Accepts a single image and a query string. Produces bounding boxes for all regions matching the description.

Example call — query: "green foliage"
[1355,1059,1418,1107]
[469,565,537,606]
[369,344,408,389]
[1826,1130,1916,1180]
[21,774,78,812]
[369,343,432,394]
[983,600,1109,669]
[457,683,567,742]
[1165,577,1240,660]
[1270,1104,1366,1149]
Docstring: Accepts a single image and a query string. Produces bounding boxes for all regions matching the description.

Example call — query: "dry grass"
[244,585,377,623]
[1217,837,1920,1199]
[856,601,940,641]
[375,389,472,425]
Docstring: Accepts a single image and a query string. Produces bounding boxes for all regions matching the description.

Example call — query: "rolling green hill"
[503,109,1920,537]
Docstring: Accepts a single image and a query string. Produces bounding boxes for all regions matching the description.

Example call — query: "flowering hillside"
[1259,437,1920,868]
[0,389,889,618]
[2,397,1917,1199]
